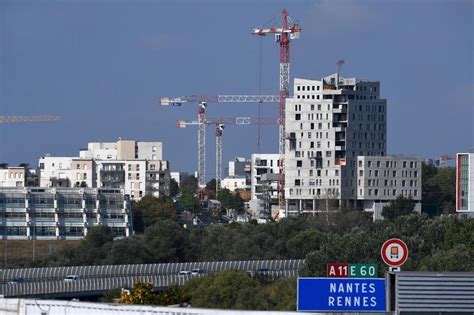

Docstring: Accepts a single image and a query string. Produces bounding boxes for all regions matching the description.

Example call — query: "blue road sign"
[297,277,386,312]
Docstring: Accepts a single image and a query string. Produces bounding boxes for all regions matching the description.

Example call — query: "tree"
[120,282,157,305]
[169,178,179,197]
[131,200,144,234]
[266,277,297,311]
[180,187,199,214]
[143,220,187,262]
[181,175,198,193]
[137,195,179,229]
[230,190,245,214]
[418,244,474,272]
[422,163,456,216]
[79,225,115,264]
[185,270,269,310]
[217,188,232,209]
[84,225,114,248]
[382,196,415,220]
[103,237,150,265]
[205,179,217,200]
[155,285,190,306]
[286,229,323,259]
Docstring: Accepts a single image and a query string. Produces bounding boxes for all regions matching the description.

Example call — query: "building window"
[295,179,300,186]
[295,114,301,120]
[297,160,302,167]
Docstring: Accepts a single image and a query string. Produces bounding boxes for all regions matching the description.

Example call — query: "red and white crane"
[0,115,61,124]
[252,9,301,209]
[161,95,279,189]
[177,116,278,196]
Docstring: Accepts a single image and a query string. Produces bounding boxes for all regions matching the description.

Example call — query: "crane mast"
[177,116,278,197]
[162,94,279,191]
[215,123,224,197]
[252,9,301,211]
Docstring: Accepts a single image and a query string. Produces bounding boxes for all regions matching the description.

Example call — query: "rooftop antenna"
[336,59,344,88]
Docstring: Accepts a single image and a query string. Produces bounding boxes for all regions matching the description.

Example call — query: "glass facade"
[458,154,469,210]
[0,188,131,239]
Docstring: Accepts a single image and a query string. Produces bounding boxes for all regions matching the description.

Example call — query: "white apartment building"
[79,140,162,161]
[0,187,131,240]
[285,73,421,217]
[38,157,95,188]
[221,177,248,192]
[357,156,422,219]
[456,153,474,217]
[220,157,251,194]
[0,167,27,188]
[39,140,169,201]
[249,154,279,218]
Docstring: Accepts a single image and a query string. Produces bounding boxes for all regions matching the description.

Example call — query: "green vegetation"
[32,212,473,275]
[422,163,456,216]
[116,273,296,310]
[382,196,415,220]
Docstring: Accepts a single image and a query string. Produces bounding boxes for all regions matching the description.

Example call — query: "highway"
[0,259,304,297]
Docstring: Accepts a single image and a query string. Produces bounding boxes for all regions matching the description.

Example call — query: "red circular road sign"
[381,238,408,267]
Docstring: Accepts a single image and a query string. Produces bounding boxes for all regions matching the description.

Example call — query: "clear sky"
[0,0,472,175]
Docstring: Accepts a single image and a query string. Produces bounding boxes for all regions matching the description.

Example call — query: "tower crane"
[252,9,301,210]
[177,116,278,197]
[215,123,224,197]
[0,115,61,124]
[161,95,279,189]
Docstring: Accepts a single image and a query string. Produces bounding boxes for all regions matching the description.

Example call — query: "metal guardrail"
[0,260,303,297]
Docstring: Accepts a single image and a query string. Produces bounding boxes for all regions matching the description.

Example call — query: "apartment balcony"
[333,107,347,114]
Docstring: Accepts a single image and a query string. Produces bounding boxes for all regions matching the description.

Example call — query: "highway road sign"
[327,263,377,278]
[381,238,408,267]
[297,277,386,312]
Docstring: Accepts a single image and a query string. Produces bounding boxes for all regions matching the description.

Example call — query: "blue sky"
[0,0,472,175]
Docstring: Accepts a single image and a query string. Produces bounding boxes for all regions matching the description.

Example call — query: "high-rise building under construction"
[284,73,421,217]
